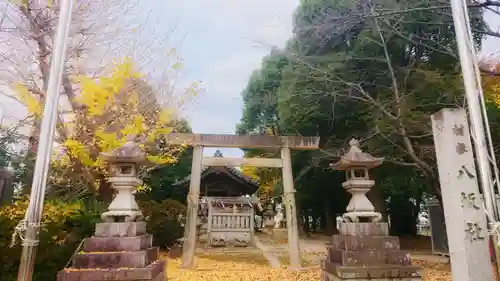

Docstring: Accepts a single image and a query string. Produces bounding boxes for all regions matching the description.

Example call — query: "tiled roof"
[174,165,260,187]
[174,150,260,187]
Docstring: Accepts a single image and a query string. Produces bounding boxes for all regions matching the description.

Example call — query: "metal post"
[16,1,74,280]
[449,0,500,278]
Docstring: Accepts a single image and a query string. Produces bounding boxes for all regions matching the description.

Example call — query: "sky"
[0,1,499,159]
[152,2,500,158]
[154,0,300,157]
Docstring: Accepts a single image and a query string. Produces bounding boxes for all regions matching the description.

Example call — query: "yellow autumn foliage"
[76,59,141,117]
[18,57,197,196]
[15,84,43,117]
[241,165,280,198]
[481,59,500,107]
[240,127,282,198]
[241,166,260,181]
[61,58,188,168]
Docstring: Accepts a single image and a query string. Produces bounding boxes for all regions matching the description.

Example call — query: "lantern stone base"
[321,222,422,281]
[101,210,144,222]
[57,222,166,281]
[343,211,382,223]
[95,221,147,237]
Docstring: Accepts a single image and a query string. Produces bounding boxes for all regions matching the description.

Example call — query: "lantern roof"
[100,134,148,164]
[330,139,384,170]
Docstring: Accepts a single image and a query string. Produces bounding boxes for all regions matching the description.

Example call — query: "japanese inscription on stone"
[431,108,494,281]
[465,221,485,242]
[453,136,485,241]
[461,192,480,210]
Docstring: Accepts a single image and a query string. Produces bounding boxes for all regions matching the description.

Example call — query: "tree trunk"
[389,198,418,236]
[303,214,311,234]
[295,199,309,237]
[97,175,114,202]
[324,206,335,235]
[22,124,41,194]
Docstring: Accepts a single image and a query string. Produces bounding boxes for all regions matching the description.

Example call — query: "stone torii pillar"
[281,146,301,268]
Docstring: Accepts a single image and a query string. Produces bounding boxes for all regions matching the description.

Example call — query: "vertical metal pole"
[449,0,498,222]
[449,0,500,278]
[16,1,74,280]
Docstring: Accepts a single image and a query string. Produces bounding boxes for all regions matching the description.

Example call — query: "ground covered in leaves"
[164,253,455,281]
[414,260,452,281]
[165,253,320,281]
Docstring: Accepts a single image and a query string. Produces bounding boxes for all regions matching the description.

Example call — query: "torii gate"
[163,133,320,268]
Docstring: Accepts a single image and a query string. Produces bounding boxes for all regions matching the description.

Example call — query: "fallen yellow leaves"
[165,253,320,281]
[414,260,452,281]
[163,252,459,281]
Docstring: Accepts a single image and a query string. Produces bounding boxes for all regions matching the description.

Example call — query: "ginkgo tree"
[480,58,500,165]
[239,128,282,199]
[18,58,199,200]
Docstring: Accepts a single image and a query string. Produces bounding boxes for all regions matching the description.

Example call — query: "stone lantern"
[58,135,166,281]
[331,138,384,223]
[100,135,148,222]
[321,139,422,281]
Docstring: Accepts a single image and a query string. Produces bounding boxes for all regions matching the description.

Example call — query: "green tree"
[0,126,18,169]
[139,119,194,203]
[238,0,497,235]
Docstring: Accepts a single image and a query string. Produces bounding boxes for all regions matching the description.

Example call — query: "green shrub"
[0,198,185,280]
[0,199,104,281]
[139,199,186,249]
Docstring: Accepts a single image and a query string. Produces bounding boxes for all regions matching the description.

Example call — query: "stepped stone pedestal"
[58,137,166,281]
[57,221,166,281]
[321,222,422,281]
[324,139,423,280]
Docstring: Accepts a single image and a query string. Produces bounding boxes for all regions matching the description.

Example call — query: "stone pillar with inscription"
[431,108,494,281]
[321,139,423,281]
[57,136,166,281]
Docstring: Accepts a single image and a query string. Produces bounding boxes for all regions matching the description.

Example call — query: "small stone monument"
[321,139,422,281]
[58,135,166,281]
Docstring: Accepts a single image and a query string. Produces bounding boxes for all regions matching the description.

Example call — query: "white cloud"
[167,0,299,142]
[201,51,263,98]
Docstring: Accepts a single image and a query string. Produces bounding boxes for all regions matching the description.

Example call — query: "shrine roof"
[173,150,260,188]
[174,166,260,188]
